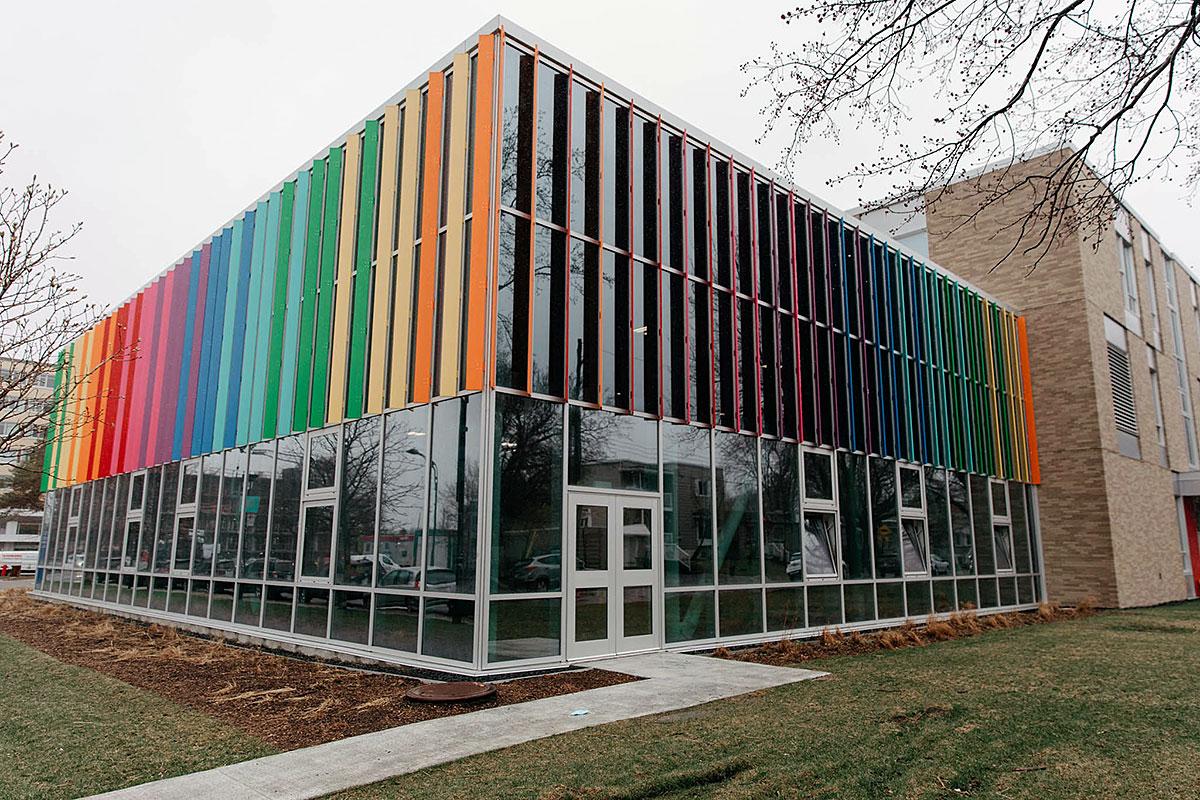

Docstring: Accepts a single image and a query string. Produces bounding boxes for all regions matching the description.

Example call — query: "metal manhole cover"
[405,681,497,703]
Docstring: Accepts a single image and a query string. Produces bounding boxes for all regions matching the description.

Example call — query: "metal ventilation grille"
[1108,341,1139,436]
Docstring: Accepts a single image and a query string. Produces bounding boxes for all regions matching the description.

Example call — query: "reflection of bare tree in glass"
[335,418,380,587]
[378,409,428,576]
[714,433,760,581]
[494,395,561,590]
[761,440,800,578]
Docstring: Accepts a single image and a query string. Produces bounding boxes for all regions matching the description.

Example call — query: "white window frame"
[801,446,839,580]
[989,480,1015,574]
[897,463,929,577]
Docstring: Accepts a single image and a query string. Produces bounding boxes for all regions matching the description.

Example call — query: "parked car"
[510,552,560,591]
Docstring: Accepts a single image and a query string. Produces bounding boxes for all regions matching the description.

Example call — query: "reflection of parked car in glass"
[785,552,804,579]
[931,553,952,576]
[511,552,560,591]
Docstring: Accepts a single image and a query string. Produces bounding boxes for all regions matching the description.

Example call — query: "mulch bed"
[0,590,636,751]
[715,601,1095,666]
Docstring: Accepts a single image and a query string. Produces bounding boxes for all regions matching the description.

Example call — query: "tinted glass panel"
[492,395,562,593]
[762,439,801,583]
[662,423,712,587]
[334,417,380,586]
[568,407,658,491]
[378,407,428,585]
[427,396,481,594]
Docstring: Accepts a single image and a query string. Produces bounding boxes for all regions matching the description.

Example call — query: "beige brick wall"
[923,150,1186,607]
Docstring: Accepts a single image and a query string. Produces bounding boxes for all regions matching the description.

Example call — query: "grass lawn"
[0,633,276,800]
[332,601,1200,799]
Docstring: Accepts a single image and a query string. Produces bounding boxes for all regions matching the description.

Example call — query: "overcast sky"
[5,0,1198,311]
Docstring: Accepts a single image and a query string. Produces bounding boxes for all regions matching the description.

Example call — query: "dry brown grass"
[720,599,1096,666]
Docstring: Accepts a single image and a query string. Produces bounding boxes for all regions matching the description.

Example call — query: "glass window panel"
[991,480,1008,518]
[624,585,653,637]
[633,260,659,414]
[575,504,607,570]
[949,471,975,575]
[765,586,805,631]
[568,407,658,491]
[189,455,222,576]
[956,577,978,610]
[265,436,302,583]
[233,583,261,626]
[500,45,533,212]
[810,208,827,325]
[876,581,905,619]
[1010,484,1033,573]
[719,588,763,637]
[179,461,200,506]
[664,133,684,269]
[779,312,798,439]
[306,431,338,491]
[760,308,778,436]
[372,593,419,652]
[122,520,141,570]
[334,417,380,587]
[214,449,247,579]
[531,224,567,396]
[568,237,600,403]
[906,580,932,616]
[713,158,731,287]
[129,473,145,511]
[714,431,760,584]
[993,524,1014,572]
[803,450,833,501]
[489,598,560,662]
[738,298,757,431]
[167,578,187,613]
[293,588,329,637]
[794,200,811,319]
[756,182,774,304]
[496,212,530,390]
[602,249,631,408]
[688,144,708,279]
[148,576,168,610]
[378,407,429,585]
[844,583,875,622]
[139,468,161,572]
[622,506,653,570]
[735,171,753,292]
[492,394,563,593]
[925,467,953,576]
[427,396,481,595]
[715,291,735,426]
[665,590,715,643]
[569,81,601,238]
[806,584,842,627]
[662,423,713,587]
[575,588,607,641]
[838,453,871,580]
[873,455,902,582]
[775,193,792,308]
[184,579,209,617]
[902,518,928,575]
[633,118,657,260]
[762,439,802,583]
[210,582,235,623]
[689,280,711,422]
[422,597,475,663]
[662,270,687,419]
[999,575,1018,606]
[535,63,568,226]
[300,505,334,579]
[803,511,837,578]
[330,590,370,644]
[602,98,629,249]
[970,475,995,574]
[978,576,999,608]
[172,516,194,572]
[262,585,294,631]
[933,579,956,613]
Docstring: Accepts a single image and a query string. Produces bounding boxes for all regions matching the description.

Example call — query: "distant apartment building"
[0,357,56,479]
[862,149,1199,608]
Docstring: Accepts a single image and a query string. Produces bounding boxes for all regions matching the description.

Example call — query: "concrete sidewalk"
[88,652,825,800]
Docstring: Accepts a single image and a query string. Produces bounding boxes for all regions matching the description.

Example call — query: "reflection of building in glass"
[35,18,1046,674]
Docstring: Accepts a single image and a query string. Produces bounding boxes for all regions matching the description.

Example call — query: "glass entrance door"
[567,492,660,659]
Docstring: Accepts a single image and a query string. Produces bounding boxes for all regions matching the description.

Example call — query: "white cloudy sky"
[4,0,1197,310]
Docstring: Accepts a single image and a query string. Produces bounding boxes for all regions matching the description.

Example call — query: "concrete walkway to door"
[88,652,826,800]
